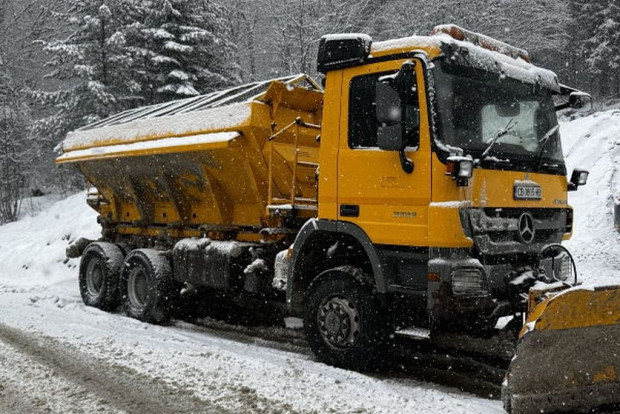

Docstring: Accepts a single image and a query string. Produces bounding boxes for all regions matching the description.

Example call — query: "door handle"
[340,204,359,217]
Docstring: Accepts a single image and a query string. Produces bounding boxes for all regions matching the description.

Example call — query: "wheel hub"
[127,267,148,308]
[318,295,360,349]
[85,260,104,297]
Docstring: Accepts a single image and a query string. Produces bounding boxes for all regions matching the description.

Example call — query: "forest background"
[0,0,613,222]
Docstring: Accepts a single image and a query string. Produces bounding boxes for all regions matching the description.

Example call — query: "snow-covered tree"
[569,0,620,96]
[32,0,139,144]
[126,0,240,102]
[0,0,70,89]
[230,0,386,80]
[0,69,32,223]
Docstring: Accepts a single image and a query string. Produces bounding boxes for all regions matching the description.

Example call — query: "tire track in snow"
[0,333,124,414]
[186,317,507,399]
[0,322,236,414]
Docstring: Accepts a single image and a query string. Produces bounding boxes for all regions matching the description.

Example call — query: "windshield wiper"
[536,125,560,160]
[481,119,518,158]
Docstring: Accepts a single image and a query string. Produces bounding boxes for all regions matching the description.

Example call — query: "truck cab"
[288,26,589,365]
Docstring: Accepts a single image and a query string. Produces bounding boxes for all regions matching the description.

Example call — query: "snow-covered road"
[1,109,619,413]
[0,288,502,413]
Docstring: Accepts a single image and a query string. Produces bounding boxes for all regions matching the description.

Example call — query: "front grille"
[466,208,567,254]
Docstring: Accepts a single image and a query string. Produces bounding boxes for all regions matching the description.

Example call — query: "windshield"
[433,62,563,166]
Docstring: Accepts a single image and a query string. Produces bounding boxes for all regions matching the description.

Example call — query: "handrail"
[268,117,320,142]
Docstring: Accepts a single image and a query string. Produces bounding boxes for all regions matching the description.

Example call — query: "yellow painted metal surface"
[59,79,323,232]
[427,154,570,247]
[524,286,620,334]
[316,70,342,221]
[505,285,620,413]
[332,55,569,248]
[336,58,432,246]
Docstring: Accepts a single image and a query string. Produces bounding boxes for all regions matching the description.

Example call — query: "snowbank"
[0,192,99,291]
[562,109,620,286]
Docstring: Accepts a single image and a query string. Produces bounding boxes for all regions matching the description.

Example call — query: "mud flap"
[503,286,620,413]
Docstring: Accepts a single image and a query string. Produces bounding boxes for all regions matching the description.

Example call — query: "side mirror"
[375,61,417,174]
[376,82,402,125]
[539,244,577,285]
[555,85,592,112]
[377,123,403,151]
[376,81,404,151]
[569,92,592,110]
[568,168,589,191]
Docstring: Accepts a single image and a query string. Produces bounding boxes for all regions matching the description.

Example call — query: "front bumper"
[426,249,568,320]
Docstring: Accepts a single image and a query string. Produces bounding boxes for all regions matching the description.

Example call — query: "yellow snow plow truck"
[57,24,619,413]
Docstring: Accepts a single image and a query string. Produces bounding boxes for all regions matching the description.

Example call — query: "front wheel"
[303,267,387,371]
[120,249,178,325]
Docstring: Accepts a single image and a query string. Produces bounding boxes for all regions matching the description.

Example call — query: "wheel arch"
[286,219,386,315]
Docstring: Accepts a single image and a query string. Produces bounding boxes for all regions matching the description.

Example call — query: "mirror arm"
[399,150,414,174]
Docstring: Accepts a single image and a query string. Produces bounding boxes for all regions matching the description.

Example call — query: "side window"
[348,70,419,148]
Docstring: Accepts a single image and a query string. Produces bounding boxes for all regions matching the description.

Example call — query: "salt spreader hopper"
[57,73,323,235]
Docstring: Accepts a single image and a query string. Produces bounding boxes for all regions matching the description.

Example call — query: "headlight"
[446,156,475,187]
[458,159,474,178]
[451,267,486,295]
[577,170,589,186]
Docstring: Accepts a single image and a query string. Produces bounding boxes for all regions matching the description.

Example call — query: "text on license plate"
[514,185,542,200]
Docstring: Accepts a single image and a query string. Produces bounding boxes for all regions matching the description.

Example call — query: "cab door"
[337,58,431,247]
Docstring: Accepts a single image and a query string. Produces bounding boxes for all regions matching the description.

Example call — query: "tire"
[303,266,388,371]
[120,249,178,325]
[78,242,124,311]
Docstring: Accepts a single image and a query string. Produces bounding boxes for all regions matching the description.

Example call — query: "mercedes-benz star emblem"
[517,213,535,244]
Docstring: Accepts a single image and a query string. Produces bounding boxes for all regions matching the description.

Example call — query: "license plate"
[514,185,542,200]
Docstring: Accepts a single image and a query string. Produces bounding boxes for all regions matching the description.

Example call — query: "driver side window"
[348,71,419,148]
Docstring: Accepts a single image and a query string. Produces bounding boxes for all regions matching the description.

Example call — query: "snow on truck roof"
[58,74,321,155]
[370,25,559,93]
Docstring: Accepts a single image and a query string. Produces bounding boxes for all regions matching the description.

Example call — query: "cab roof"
[320,24,559,92]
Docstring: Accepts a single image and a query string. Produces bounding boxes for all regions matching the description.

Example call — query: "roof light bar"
[430,24,531,63]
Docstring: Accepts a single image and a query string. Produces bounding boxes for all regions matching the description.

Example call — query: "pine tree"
[126,0,240,103]
[567,0,620,97]
[585,1,620,95]
[32,0,139,144]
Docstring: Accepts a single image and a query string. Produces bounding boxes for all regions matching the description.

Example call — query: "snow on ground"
[562,109,620,286]
[0,109,618,413]
[0,199,500,413]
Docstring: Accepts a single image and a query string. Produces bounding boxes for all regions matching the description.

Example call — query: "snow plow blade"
[503,285,620,413]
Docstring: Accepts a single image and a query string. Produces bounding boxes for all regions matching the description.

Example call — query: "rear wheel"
[78,242,124,310]
[303,267,387,371]
[120,249,178,324]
